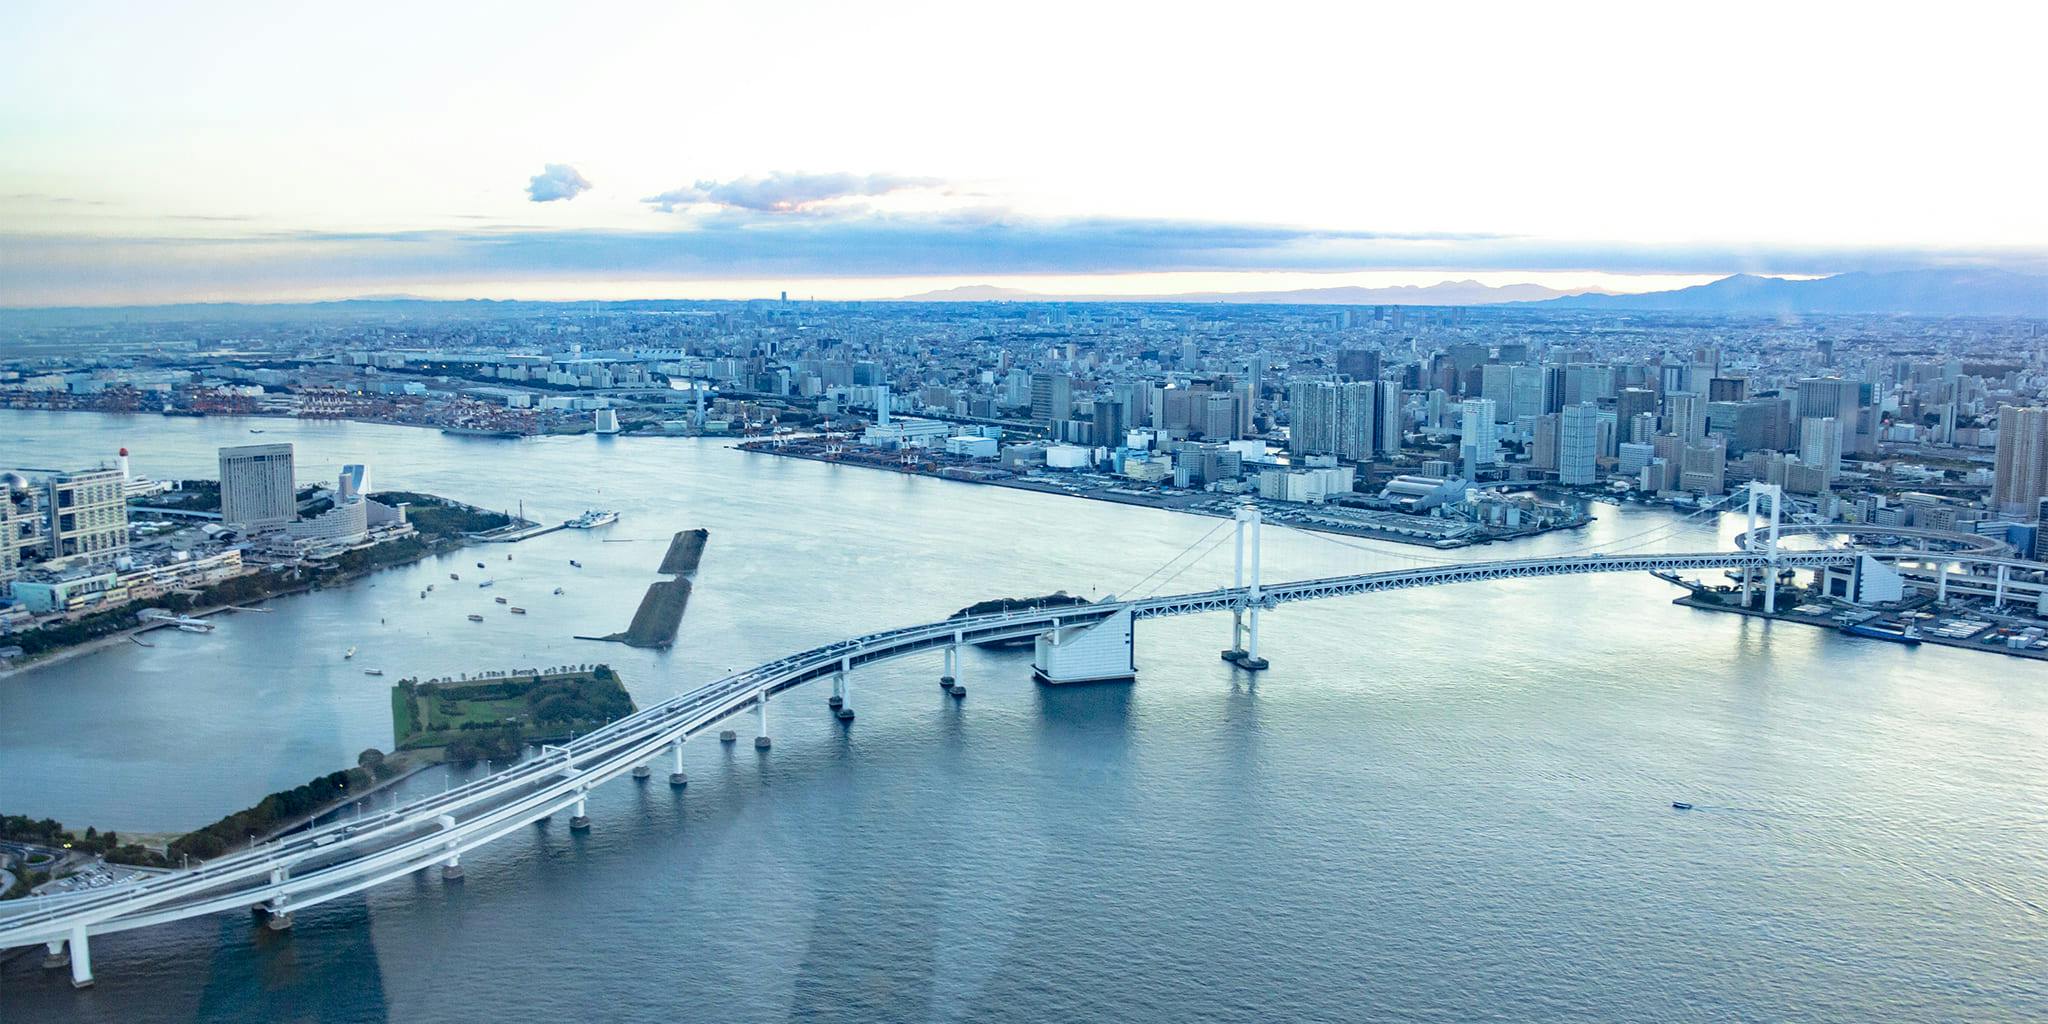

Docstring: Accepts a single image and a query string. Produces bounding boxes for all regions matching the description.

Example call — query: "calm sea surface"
[1,410,2044,1022]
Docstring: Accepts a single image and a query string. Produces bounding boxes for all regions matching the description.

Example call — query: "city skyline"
[5,1,2047,305]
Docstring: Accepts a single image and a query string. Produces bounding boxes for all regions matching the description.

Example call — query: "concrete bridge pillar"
[441,851,463,882]
[68,925,92,988]
[41,937,69,970]
[265,896,293,931]
[755,690,772,749]
[948,632,967,696]
[669,737,688,787]
[1223,506,1250,662]
[835,655,856,719]
[569,793,591,832]
[940,644,956,685]
[1996,564,2010,607]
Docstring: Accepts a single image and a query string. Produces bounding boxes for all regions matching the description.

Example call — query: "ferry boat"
[467,614,484,622]
[566,510,620,529]
[344,646,357,659]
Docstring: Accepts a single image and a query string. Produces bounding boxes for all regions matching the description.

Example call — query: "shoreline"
[739,441,1592,550]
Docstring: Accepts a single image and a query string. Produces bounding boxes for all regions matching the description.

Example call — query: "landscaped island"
[392,664,636,762]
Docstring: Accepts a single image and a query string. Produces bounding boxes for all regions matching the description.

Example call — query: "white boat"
[553,587,565,595]
[176,623,213,634]
[478,580,494,588]
[344,646,357,659]
[364,668,383,676]
[566,510,620,529]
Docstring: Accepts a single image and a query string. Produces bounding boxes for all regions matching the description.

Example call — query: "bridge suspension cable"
[1114,517,1232,597]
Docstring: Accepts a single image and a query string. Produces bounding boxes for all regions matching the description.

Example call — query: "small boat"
[569,560,582,568]
[1671,802,1695,811]
[476,561,486,569]
[364,668,384,677]
[419,591,427,599]
[344,646,357,659]
[426,584,434,592]
[478,579,494,588]
[449,573,460,581]
[467,614,484,622]
[494,596,508,605]
[177,623,213,634]
[248,428,265,434]
[552,587,564,595]
[509,607,527,615]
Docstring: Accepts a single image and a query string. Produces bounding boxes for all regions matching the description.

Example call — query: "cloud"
[643,172,944,213]
[525,164,592,203]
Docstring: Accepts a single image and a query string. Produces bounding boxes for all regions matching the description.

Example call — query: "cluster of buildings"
[0,443,411,630]
[4,297,2046,538]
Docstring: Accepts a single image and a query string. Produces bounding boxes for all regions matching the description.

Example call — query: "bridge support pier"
[631,763,651,780]
[441,852,463,882]
[828,668,844,709]
[836,655,856,719]
[264,898,293,931]
[569,794,591,832]
[1223,507,1251,661]
[940,644,956,686]
[948,636,966,696]
[669,737,688,786]
[68,925,92,988]
[41,937,69,970]
[755,691,772,749]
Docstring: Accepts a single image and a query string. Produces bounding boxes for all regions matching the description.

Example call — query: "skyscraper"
[1798,416,1841,487]
[1559,402,1599,485]
[1460,398,1498,479]
[1029,372,1073,425]
[1992,405,2048,518]
[1288,380,1374,460]
[1376,380,1403,456]
[1663,391,1707,444]
[220,443,297,533]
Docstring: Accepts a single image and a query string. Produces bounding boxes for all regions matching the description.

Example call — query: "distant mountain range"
[1532,269,2047,317]
[894,280,1602,305]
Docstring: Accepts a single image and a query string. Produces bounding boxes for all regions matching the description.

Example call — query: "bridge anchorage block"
[948,684,967,698]
[836,706,856,721]
[669,771,689,787]
[827,694,843,709]
[568,815,592,832]
[40,941,69,970]
[631,765,652,781]
[719,729,737,744]
[754,735,773,750]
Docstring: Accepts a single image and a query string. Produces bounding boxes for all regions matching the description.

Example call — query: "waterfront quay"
[738,435,1588,549]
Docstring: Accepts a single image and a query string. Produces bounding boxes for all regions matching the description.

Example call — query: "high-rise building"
[1615,387,1658,427]
[220,443,297,533]
[1029,372,1073,425]
[1200,393,1239,441]
[1460,398,1498,478]
[1336,348,1380,382]
[1559,402,1600,485]
[43,467,129,566]
[1531,414,1560,471]
[337,464,370,502]
[1796,377,1856,460]
[1481,365,1515,422]
[1798,416,1841,487]
[1289,380,1374,460]
[1992,405,2048,518]
[1376,380,1403,456]
[1663,391,1707,444]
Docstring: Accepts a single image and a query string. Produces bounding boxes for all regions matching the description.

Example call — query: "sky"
[2,0,2044,306]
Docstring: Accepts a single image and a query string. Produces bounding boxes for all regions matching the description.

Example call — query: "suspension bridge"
[3,484,2025,987]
